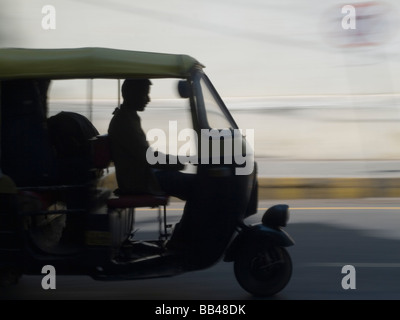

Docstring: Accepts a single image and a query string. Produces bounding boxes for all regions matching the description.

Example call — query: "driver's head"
[121,79,152,111]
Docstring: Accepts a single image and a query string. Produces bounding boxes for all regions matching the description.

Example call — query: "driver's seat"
[90,134,170,240]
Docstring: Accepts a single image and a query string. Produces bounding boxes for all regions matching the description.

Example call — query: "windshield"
[198,75,237,130]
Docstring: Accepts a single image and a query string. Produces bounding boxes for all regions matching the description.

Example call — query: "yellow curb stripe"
[258,177,400,199]
[97,172,400,200]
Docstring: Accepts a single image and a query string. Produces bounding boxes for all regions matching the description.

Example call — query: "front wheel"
[234,245,292,297]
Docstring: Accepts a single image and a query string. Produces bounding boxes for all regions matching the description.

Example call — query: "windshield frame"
[192,72,239,131]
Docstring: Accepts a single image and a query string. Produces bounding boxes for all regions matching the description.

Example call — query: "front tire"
[234,245,292,297]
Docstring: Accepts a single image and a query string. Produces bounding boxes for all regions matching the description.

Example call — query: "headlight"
[261,204,289,227]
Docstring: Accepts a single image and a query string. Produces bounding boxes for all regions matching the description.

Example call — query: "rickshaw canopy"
[0,47,203,80]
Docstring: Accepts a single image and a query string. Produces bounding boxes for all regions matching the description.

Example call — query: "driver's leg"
[153,170,197,201]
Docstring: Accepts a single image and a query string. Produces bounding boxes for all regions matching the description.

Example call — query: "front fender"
[224,224,295,262]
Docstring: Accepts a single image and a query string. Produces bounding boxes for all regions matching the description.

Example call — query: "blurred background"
[2,0,400,163]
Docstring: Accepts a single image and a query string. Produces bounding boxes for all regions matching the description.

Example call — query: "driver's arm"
[148,151,185,171]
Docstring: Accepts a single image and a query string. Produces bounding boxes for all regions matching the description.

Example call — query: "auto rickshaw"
[0,47,294,297]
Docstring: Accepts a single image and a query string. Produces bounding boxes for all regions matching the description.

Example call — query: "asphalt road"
[1,198,400,301]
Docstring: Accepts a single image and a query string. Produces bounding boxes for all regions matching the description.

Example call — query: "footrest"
[106,194,169,209]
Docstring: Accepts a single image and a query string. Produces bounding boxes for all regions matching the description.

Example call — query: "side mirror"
[177,80,190,98]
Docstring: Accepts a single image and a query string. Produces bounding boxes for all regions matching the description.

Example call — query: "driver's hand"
[151,152,185,171]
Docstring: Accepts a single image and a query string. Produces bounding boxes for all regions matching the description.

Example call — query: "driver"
[108,79,196,200]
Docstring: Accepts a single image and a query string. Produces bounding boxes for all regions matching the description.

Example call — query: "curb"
[97,172,400,200]
[258,177,400,200]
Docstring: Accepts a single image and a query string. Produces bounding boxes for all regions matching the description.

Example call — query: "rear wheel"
[234,245,292,297]
[26,202,67,250]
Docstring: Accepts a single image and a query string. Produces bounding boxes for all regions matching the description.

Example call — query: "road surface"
[1,198,400,301]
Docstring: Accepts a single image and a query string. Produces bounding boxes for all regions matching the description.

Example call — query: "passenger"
[47,111,99,185]
[107,79,196,200]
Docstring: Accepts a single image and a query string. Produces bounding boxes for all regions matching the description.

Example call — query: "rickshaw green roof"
[0,47,203,80]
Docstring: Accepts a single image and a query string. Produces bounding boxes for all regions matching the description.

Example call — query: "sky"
[1,0,400,99]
